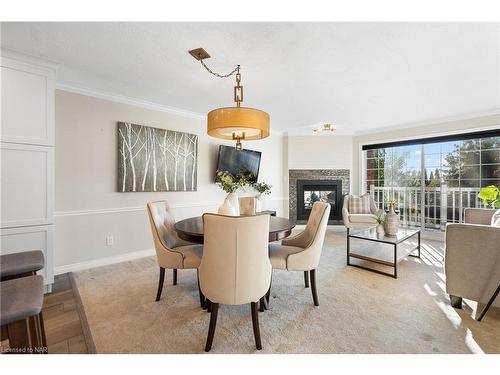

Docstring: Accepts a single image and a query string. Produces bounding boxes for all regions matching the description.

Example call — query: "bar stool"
[0,250,45,281]
[0,275,47,353]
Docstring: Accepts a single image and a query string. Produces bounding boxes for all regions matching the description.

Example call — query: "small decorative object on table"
[375,211,385,235]
[384,199,400,236]
[215,170,246,216]
[252,181,272,212]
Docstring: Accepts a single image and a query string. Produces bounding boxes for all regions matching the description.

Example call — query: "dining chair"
[239,197,257,216]
[146,201,204,306]
[199,213,271,352]
[268,202,330,306]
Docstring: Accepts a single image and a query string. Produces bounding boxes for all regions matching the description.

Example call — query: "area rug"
[73,229,500,354]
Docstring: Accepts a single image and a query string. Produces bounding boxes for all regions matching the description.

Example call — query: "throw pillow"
[349,194,371,214]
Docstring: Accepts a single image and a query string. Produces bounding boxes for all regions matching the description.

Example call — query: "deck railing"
[369,184,484,231]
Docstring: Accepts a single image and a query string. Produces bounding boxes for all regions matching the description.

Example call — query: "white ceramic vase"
[376,224,385,235]
[226,192,240,216]
[384,204,400,236]
[255,194,263,213]
[218,197,236,216]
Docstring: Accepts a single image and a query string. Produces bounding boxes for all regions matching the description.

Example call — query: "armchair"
[342,194,383,232]
[445,208,500,316]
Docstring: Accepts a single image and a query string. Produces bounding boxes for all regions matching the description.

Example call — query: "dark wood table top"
[174,216,296,244]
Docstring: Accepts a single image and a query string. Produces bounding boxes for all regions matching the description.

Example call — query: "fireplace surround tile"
[289,169,350,224]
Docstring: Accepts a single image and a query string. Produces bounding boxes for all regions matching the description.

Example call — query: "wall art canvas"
[117,122,198,192]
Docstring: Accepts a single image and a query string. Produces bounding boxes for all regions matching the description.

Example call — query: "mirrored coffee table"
[347,227,421,279]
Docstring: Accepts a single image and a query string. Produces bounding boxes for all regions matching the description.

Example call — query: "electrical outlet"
[106,236,114,246]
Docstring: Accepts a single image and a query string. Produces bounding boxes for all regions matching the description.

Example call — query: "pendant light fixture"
[189,48,270,150]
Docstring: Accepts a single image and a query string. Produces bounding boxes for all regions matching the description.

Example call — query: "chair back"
[239,197,257,216]
[199,214,271,305]
[146,201,184,268]
[287,202,331,270]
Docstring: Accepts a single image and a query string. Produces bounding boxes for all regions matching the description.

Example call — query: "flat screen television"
[215,145,261,183]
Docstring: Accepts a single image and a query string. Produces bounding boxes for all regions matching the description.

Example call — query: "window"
[363,132,500,232]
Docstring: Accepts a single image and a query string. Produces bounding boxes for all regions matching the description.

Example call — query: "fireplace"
[296,179,343,223]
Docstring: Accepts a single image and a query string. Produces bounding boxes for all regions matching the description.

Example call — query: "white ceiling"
[1,22,499,135]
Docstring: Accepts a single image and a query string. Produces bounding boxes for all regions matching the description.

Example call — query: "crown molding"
[1,48,59,75]
[56,82,206,120]
[56,83,290,137]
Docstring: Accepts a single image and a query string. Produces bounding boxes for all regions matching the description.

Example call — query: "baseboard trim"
[55,248,155,275]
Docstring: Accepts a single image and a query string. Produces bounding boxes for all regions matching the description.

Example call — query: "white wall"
[352,114,500,194]
[54,90,285,272]
[287,136,353,170]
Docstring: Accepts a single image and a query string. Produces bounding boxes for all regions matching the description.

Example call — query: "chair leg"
[251,302,262,350]
[155,267,165,302]
[38,312,47,352]
[310,269,319,306]
[7,318,31,351]
[197,269,205,309]
[304,271,310,288]
[265,272,272,304]
[172,269,177,286]
[205,302,219,352]
[450,295,462,309]
[206,299,212,313]
[259,296,267,312]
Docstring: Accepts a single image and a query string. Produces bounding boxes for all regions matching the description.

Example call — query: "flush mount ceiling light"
[189,47,270,150]
[312,123,336,134]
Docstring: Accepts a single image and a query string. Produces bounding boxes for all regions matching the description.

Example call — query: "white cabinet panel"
[1,143,54,228]
[1,225,54,285]
[0,58,55,146]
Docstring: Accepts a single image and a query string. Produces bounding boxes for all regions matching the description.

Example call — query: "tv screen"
[215,145,261,183]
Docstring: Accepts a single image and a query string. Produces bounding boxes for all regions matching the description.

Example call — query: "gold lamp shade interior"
[207,107,270,140]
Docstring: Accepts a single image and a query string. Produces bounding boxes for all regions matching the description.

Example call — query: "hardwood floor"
[1,273,95,354]
[43,273,95,353]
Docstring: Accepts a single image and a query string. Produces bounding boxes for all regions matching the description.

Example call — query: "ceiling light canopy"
[313,123,336,134]
[189,48,270,150]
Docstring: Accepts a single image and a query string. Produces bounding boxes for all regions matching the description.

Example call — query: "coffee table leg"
[347,232,351,266]
[477,284,500,322]
[418,231,421,258]
[393,244,397,279]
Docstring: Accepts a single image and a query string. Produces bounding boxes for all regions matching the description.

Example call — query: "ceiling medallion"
[189,47,270,150]
[312,123,336,134]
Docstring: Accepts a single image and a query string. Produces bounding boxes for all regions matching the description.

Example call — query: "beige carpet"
[73,229,500,354]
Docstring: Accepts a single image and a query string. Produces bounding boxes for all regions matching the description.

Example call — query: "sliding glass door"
[364,133,500,232]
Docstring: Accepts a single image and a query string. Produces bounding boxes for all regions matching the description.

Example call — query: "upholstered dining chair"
[199,213,271,352]
[268,202,330,306]
[146,201,204,306]
[239,197,257,216]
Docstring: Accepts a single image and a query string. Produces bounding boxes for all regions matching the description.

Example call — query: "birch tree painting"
[117,122,198,192]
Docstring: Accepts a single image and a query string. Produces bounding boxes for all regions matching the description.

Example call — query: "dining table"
[174,215,296,244]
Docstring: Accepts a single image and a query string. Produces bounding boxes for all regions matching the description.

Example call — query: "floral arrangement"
[478,185,500,209]
[375,211,386,225]
[386,199,398,207]
[253,181,272,196]
[216,170,273,196]
[215,171,246,194]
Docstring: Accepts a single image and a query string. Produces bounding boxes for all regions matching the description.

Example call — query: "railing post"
[370,184,377,209]
[440,181,447,231]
